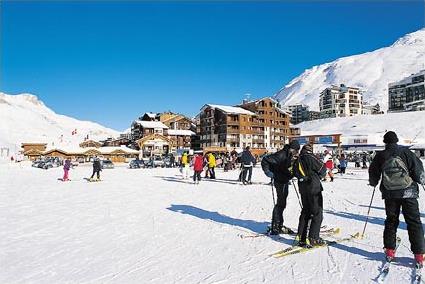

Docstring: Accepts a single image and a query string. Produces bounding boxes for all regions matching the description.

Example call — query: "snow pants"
[63,169,69,181]
[384,198,425,254]
[207,167,215,179]
[272,182,289,228]
[90,170,100,179]
[297,189,323,241]
[242,166,253,182]
[193,171,202,182]
[182,165,190,179]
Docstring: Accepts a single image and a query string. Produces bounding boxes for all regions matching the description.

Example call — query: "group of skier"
[261,130,425,269]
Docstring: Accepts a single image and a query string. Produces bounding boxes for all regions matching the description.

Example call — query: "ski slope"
[275,28,425,111]
[1,162,425,283]
[0,92,119,153]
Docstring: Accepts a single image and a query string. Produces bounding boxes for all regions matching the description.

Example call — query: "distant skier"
[261,140,300,235]
[90,157,102,181]
[181,152,190,180]
[62,158,71,181]
[291,144,327,247]
[369,131,425,267]
[323,150,334,182]
[339,154,347,175]
[240,146,256,185]
[207,153,216,179]
[192,152,204,184]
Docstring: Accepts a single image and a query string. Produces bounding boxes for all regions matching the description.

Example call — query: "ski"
[375,237,401,283]
[271,234,351,259]
[412,263,424,284]
[239,226,339,239]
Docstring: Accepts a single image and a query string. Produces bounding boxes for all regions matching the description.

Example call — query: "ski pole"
[291,179,303,209]
[358,185,377,239]
[270,179,276,231]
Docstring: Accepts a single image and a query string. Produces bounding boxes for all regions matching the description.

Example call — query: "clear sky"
[1,1,424,130]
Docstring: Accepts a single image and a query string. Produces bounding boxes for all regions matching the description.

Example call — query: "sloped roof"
[167,129,196,136]
[203,104,255,115]
[134,120,168,129]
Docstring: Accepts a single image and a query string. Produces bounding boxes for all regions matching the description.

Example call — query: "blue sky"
[1,1,424,130]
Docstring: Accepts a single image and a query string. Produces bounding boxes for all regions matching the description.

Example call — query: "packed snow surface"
[0,92,119,152]
[1,162,425,283]
[275,28,425,111]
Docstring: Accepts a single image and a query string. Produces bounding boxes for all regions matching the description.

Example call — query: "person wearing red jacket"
[193,152,204,184]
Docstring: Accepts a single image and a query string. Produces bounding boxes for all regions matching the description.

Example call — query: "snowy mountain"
[297,110,425,145]
[275,28,425,111]
[0,92,119,152]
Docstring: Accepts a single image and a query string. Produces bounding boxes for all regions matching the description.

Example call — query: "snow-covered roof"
[134,120,168,129]
[204,104,255,115]
[167,129,196,136]
[44,145,139,155]
[145,112,157,118]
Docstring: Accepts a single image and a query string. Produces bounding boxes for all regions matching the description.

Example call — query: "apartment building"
[319,84,363,118]
[388,70,425,112]
[199,97,298,152]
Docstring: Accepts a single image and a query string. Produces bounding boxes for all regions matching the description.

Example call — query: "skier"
[193,152,204,184]
[90,157,102,181]
[207,153,216,179]
[339,154,347,175]
[240,146,256,185]
[369,131,425,267]
[261,140,301,235]
[323,150,334,182]
[291,144,327,247]
[62,158,71,181]
[181,152,190,180]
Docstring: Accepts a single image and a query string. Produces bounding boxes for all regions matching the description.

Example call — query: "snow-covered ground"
[1,162,425,283]
[297,110,425,145]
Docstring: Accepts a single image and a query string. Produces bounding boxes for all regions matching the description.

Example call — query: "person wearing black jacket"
[292,144,327,246]
[240,146,256,184]
[369,131,425,265]
[261,140,300,235]
[90,157,102,180]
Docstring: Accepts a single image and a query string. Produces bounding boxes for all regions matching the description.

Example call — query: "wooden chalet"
[136,133,172,157]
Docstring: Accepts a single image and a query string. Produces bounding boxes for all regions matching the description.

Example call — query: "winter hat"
[302,144,313,153]
[383,131,399,144]
[288,140,300,150]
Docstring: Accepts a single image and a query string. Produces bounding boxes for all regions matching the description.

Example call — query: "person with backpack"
[369,131,425,267]
[292,144,328,247]
[261,140,300,235]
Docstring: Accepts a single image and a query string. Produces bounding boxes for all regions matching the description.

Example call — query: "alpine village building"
[199,97,300,155]
[319,84,363,118]
[131,112,196,157]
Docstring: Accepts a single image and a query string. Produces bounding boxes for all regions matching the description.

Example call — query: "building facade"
[239,97,294,150]
[199,98,298,152]
[319,84,363,118]
[388,70,425,112]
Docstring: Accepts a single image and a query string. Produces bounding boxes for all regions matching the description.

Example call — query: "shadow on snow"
[166,204,293,245]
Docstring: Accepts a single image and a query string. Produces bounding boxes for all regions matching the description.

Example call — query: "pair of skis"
[270,233,352,259]
[375,237,424,284]
[238,226,339,239]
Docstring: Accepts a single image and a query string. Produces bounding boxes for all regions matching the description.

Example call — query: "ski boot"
[293,235,309,247]
[308,237,327,248]
[384,248,396,262]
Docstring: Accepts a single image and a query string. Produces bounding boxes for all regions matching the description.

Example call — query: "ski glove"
[420,171,425,186]
[264,170,274,179]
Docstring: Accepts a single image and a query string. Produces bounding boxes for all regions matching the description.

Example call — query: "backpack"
[382,153,413,191]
